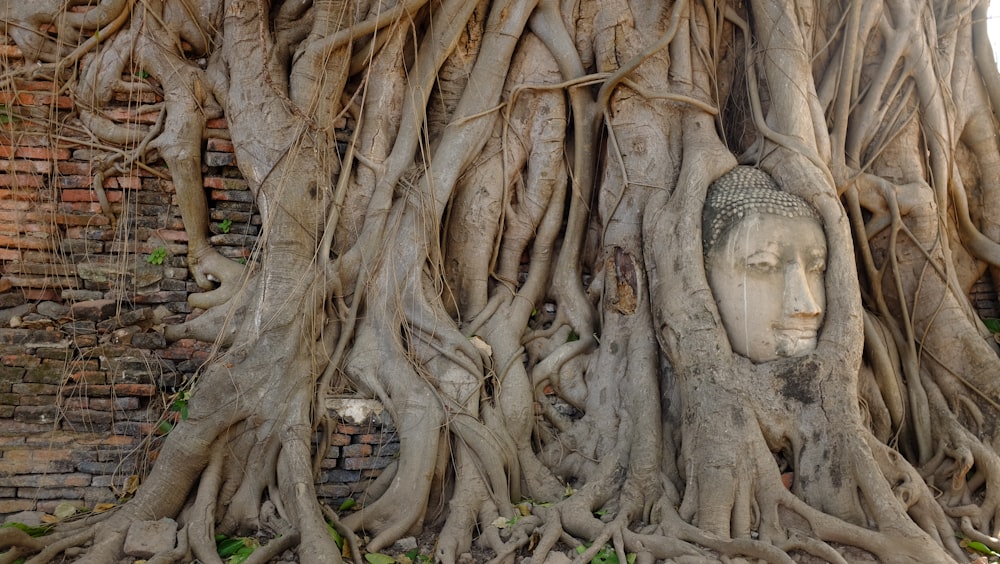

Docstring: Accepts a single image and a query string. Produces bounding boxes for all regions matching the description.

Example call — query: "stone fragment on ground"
[2,510,45,526]
[123,517,177,558]
[392,536,418,552]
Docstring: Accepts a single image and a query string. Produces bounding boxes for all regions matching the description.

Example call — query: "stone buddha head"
[703,167,827,363]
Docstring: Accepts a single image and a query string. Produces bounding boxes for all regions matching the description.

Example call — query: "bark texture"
[4,0,1000,562]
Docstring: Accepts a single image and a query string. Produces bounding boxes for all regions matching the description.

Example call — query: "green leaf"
[403,548,432,563]
[2,522,54,537]
[134,70,150,79]
[219,218,233,233]
[169,398,189,420]
[327,522,344,549]
[229,544,257,564]
[576,543,625,564]
[146,247,167,265]
[339,498,356,511]
[157,420,173,434]
[566,330,579,342]
[364,553,396,564]
[216,536,252,558]
[983,318,1000,334]
[962,539,1000,557]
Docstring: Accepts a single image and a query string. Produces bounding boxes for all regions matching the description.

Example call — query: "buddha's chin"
[774,331,818,358]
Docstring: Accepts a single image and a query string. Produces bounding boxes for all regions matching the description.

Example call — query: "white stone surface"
[123,517,177,558]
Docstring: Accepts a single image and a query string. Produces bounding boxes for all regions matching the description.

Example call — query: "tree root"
[187,247,252,310]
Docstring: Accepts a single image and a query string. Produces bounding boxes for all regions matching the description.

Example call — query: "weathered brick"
[0,159,51,174]
[0,366,25,383]
[356,432,395,445]
[0,146,70,160]
[209,189,253,203]
[0,436,23,447]
[25,361,67,384]
[16,487,85,500]
[315,484,353,499]
[0,449,74,474]
[75,460,120,474]
[0,330,32,345]
[0,419,53,435]
[204,152,234,167]
[329,433,351,446]
[62,409,114,426]
[105,175,141,190]
[0,499,35,513]
[368,443,400,458]
[70,299,118,321]
[131,292,187,305]
[0,473,90,488]
[112,421,158,436]
[206,139,234,152]
[341,444,372,458]
[60,383,157,398]
[5,274,76,288]
[0,234,52,250]
[16,394,57,406]
[335,423,369,435]
[66,370,107,385]
[0,173,44,188]
[322,469,362,483]
[78,434,137,447]
[341,456,394,471]
[81,487,116,504]
[203,177,248,191]
[96,447,138,462]
[130,333,166,349]
[56,161,91,175]
[90,475,129,488]
[12,383,59,396]
[60,397,87,410]
[12,405,60,425]
[35,348,76,361]
[72,334,98,347]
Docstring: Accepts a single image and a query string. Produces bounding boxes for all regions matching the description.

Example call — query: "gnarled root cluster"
[7,0,1000,563]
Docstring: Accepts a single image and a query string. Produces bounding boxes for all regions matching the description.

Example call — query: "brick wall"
[0,39,394,521]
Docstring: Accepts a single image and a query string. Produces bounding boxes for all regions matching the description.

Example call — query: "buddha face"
[706,212,826,363]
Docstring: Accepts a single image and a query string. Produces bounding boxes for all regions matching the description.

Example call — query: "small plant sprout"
[218,218,232,233]
[146,247,167,265]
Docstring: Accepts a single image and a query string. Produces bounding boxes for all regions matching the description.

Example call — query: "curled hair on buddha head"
[702,166,821,256]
